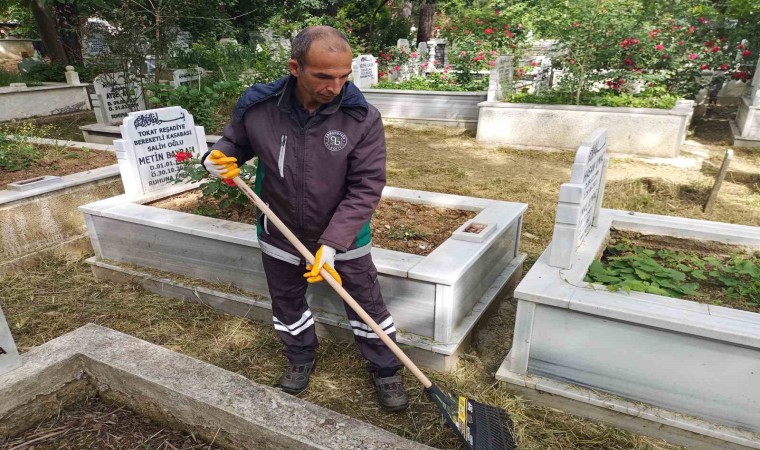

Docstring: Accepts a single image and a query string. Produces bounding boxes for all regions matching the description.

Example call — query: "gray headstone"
[352,55,378,90]
[175,31,192,50]
[549,129,609,269]
[172,67,202,86]
[93,72,146,124]
[114,106,208,196]
[85,33,107,56]
[488,55,513,101]
[0,306,21,376]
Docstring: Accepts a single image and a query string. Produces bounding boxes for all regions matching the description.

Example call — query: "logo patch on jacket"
[324,130,348,152]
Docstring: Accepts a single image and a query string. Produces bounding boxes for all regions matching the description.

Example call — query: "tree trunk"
[416,0,436,44]
[54,0,83,65]
[29,0,69,64]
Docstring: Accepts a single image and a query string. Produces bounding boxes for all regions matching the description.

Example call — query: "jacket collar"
[233,75,369,123]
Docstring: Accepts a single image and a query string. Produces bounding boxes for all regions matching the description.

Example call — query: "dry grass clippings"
[0,258,681,449]
[1,396,222,450]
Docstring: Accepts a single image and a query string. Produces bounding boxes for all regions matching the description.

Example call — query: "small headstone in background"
[353,55,378,90]
[85,33,107,56]
[0,305,21,377]
[417,42,428,57]
[397,39,411,53]
[549,129,609,269]
[175,31,192,51]
[93,72,146,124]
[65,65,81,85]
[114,106,208,196]
[172,67,203,86]
[487,55,513,102]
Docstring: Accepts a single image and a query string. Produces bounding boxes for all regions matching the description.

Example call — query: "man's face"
[289,40,353,108]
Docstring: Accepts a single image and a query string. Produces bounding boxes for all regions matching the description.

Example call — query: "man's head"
[289,26,353,110]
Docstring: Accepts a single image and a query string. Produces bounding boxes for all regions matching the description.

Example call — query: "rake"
[233,176,517,450]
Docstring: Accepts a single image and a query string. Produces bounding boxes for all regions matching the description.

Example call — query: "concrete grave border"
[0,138,122,270]
[80,185,527,371]
[497,209,760,449]
[476,100,695,157]
[0,324,432,449]
[0,83,92,122]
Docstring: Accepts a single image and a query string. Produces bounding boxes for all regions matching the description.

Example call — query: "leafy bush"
[19,62,67,82]
[173,150,256,210]
[0,69,23,87]
[506,89,679,109]
[146,80,243,132]
[585,241,759,304]
[375,73,488,92]
[170,41,289,85]
[0,133,40,171]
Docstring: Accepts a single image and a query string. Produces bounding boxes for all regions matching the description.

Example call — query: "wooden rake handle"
[232,176,432,388]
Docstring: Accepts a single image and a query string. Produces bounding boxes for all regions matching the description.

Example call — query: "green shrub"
[0,133,41,171]
[505,90,679,109]
[375,73,488,92]
[173,150,257,210]
[0,69,24,87]
[146,80,243,132]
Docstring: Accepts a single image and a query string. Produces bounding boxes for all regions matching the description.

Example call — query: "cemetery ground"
[1,107,759,449]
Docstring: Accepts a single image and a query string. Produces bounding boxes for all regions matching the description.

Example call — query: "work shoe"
[371,372,409,411]
[277,360,316,395]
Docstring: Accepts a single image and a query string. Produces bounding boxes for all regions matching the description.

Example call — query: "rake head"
[427,385,517,450]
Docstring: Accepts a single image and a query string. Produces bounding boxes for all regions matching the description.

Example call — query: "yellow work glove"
[203,150,240,179]
[304,245,342,285]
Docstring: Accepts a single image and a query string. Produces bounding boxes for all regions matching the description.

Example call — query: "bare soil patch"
[2,396,221,449]
[0,145,116,188]
[0,111,97,142]
[149,190,475,256]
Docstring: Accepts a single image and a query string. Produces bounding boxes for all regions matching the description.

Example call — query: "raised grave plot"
[0,137,122,269]
[497,128,760,449]
[149,191,477,256]
[80,106,528,372]
[0,140,116,189]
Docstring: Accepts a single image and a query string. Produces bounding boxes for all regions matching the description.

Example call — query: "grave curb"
[0,324,433,449]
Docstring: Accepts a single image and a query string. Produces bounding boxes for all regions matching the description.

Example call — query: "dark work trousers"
[261,252,403,373]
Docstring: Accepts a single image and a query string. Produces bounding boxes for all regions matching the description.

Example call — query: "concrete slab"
[0,324,433,449]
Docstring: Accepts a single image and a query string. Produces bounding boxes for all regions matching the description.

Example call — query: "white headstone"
[750,57,760,107]
[172,67,202,86]
[0,306,21,376]
[487,55,513,102]
[64,65,81,85]
[353,55,378,90]
[114,106,208,196]
[93,72,146,124]
[549,129,609,269]
[417,42,428,56]
[397,39,411,53]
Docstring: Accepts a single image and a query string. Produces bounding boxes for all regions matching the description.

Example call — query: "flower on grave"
[720,37,727,43]
[742,50,752,57]
[677,41,684,46]
[489,60,495,68]
[720,64,729,70]
[649,29,659,39]
[494,9,500,15]
[737,43,745,49]
[460,50,467,57]
[688,53,697,60]
[699,17,706,23]
[655,43,665,51]
[505,31,514,38]
[484,28,493,35]
[530,61,537,67]
[394,65,401,71]
[572,22,580,27]
[688,26,695,33]
[175,151,193,163]
[705,41,713,47]
[411,52,419,58]
[712,46,720,53]
[223,178,236,187]
[700,64,709,70]
[732,71,749,80]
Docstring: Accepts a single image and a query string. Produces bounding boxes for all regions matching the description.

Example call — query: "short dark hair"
[291,26,350,70]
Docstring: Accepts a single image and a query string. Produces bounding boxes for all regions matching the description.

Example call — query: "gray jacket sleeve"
[202,116,255,166]
[319,113,386,251]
